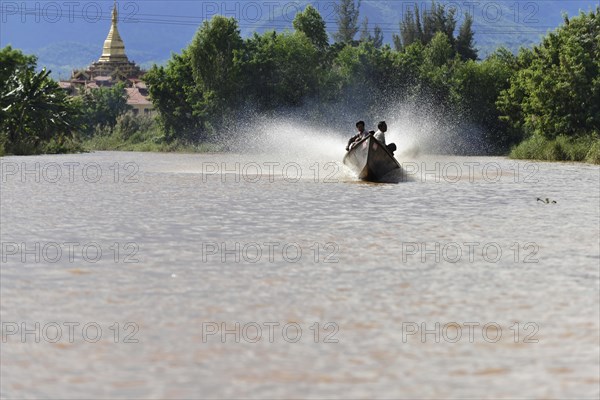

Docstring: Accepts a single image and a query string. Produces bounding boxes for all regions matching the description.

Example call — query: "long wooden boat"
[342,135,402,181]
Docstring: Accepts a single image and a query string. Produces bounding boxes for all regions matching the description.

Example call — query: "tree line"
[0,1,598,162]
[141,1,482,145]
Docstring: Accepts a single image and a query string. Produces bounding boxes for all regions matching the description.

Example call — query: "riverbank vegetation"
[1,1,598,163]
[0,46,82,155]
[83,112,222,152]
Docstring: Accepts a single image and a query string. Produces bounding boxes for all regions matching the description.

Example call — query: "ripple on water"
[1,152,598,399]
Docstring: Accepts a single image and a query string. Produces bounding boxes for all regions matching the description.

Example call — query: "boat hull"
[343,136,402,181]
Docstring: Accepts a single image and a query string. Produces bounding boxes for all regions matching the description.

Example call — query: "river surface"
[0,150,599,399]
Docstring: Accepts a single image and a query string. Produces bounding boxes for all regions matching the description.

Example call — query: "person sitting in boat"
[373,121,397,155]
[374,121,387,144]
[345,121,371,151]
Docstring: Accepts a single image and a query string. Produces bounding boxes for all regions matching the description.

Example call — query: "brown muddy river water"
[0,148,599,399]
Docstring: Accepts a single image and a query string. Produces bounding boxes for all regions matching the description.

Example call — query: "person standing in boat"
[373,121,397,155]
[346,121,371,151]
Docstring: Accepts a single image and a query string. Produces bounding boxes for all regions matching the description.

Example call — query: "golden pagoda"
[62,1,153,115]
[99,2,128,63]
[71,0,142,81]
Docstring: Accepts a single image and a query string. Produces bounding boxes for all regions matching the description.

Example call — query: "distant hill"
[1,1,597,78]
[25,41,170,79]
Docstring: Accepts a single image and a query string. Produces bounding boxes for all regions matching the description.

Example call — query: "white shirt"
[374,130,386,145]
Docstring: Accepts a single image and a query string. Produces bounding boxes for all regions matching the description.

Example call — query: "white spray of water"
[216,97,490,180]
[222,114,358,180]
[374,99,489,157]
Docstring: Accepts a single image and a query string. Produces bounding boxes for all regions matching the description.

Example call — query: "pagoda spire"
[99,0,128,63]
[112,0,117,23]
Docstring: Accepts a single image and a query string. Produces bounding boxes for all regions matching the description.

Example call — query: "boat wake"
[220,114,420,183]
[222,116,359,181]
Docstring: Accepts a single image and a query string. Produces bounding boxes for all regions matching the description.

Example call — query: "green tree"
[421,1,456,45]
[450,51,515,149]
[495,48,533,141]
[397,2,460,50]
[417,31,455,105]
[236,31,320,108]
[333,0,361,43]
[188,16,243,104]
[293,5,329,51]
[456,13,478,61]
[330,41,406,109]
[1,66,78,154]
[78,83,131,136]
[393,41,426,90]
[421,4,435,44]
[359,16,371,43]
[424,31,454,67]
[359,17,383,48]
[144,50,206,142]
[330,42,376,106]
[498,9,600,139]
[414,6,424,43]
[372,25,384,49]
[392,35,403,52]
[0,46,36,83]
[0,47,80,154]
[402,9,419,48]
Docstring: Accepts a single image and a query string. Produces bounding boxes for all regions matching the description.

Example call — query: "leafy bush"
[0,134,6,157]
[77,83,131,137]
[585,139,600,164]
[114,113,156,141]
[0,47,80,155]
[510,134,600,163]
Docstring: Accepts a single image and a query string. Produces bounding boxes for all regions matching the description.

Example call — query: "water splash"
[219,95,491,173]
[225,114,348,163]
[373,99,491,157]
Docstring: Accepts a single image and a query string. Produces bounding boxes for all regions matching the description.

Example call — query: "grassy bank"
[82,129,222,153]
[0,114,222,156]
[0,136,83,156]
[510,135,600,164]
[82,114,224,153]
